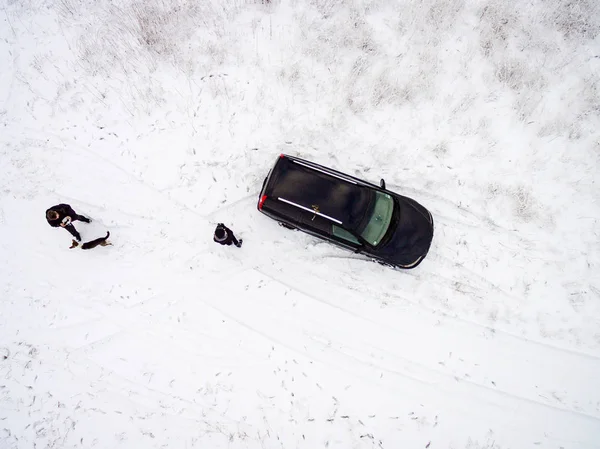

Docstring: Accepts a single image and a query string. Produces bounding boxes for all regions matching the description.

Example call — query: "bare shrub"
[67,0,232,78]
[479,0,557,125]
[343,53,420,114]
[392,0,464,38]
[581,73,600,115]
[57,0,80,17]
[370,69,399,107]
[465,435,504,449]
[346,91,368,115]
[309,0,345,18]
[537,120,560,138]
[486,182,545,224]
[478,3,519,56]
[203,38,227,67]
[550,0,600,39]
[511,185,538,222]
[278,62,301,84]
[451,93,476,116]
[487,182,501,200]
[31,54,47,75]
[59,0,253,112]
[371,67,413,108]
[426,0,465,30]
[537,118,585,140]
[494,59,526,91]
[277,62,307,99]
[567,121,583,141]
[432,141,448,157]
[344,56,370,114]
[130,1,179,56]
[304,8,378,65]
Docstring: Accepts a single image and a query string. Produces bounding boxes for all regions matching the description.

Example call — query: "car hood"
[376,194,434,266]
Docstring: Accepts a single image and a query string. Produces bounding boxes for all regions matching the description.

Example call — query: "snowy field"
[1,0,600,447]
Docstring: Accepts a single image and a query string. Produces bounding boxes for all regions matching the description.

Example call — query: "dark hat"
[214,227,227,241]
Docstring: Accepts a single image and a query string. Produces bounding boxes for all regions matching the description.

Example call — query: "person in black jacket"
[213,223,242,248]
[46,204,91,242]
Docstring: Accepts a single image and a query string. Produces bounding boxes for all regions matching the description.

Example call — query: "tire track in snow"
[422,252,524,303]
[45,345,241,428]
[340,255,600,362]
[246,258,600,420]
[192,266,600,428]
[44,190,174,227]
[238,215,600,363]
[18,129,260,232]
[285,214,599,361]
[3,130,210,222]
[308,333,600,422]
[392,183,562,263]
[203,193,256,218]
[0,36,17,116]
[388,183,540,243]
[41,320,269,443]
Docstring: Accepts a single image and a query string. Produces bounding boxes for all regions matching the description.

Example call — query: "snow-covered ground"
[1,0,599,447]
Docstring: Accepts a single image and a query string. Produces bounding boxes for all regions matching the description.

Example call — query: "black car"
[257,154,434,269]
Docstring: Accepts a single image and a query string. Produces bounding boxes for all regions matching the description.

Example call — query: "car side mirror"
[380,179,386,189]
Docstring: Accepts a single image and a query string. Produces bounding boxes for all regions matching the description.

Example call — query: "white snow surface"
[1,0,600,448]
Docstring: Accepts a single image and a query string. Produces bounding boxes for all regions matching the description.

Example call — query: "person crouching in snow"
[213,223,242,248]
[46,204,91,242]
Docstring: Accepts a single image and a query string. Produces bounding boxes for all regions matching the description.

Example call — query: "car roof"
[265,155,375,230]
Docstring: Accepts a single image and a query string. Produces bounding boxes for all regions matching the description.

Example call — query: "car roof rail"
[277,197,343,224]
[285,155,380,188]
[289,158,358,185]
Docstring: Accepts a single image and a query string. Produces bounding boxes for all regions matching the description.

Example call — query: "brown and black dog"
[70,232,112,250]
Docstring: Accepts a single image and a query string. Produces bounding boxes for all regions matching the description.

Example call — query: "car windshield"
[359,191,394,246]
